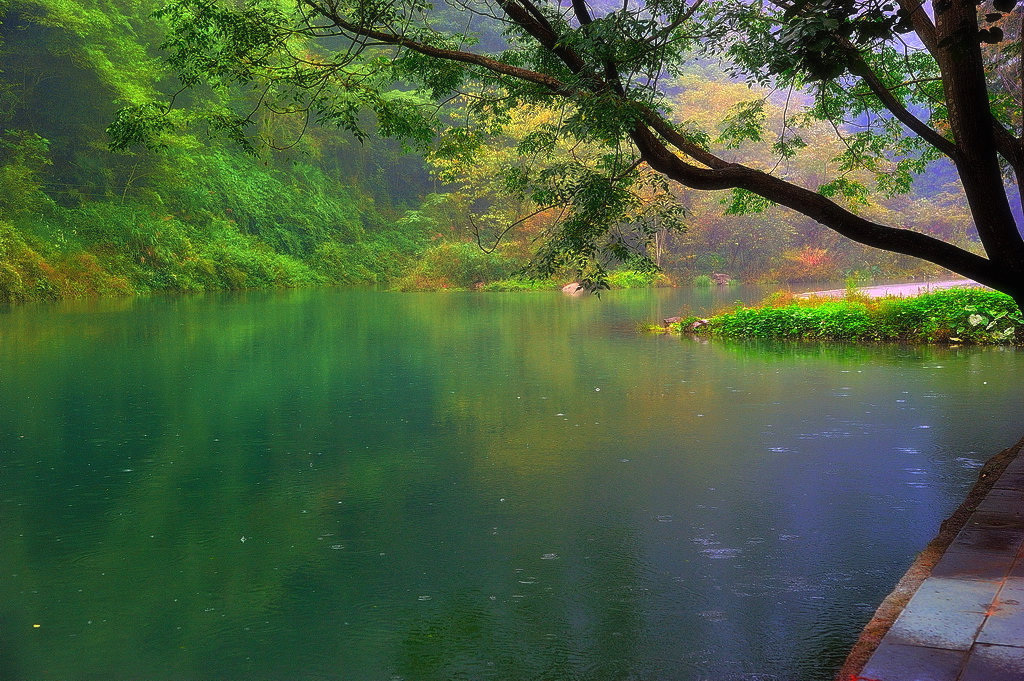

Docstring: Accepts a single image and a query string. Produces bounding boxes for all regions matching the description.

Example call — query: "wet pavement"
[856,454,1024,681]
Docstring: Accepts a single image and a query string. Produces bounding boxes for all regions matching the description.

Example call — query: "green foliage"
[0,220,53,304]
[872,288,1022,343]
[0,131,53,215]
[818,177,869,205]
[701,289,1022,344]
[710,300,875,341]
[723,188,774,215]
[0,133,428,301]
[718,99,767,148]
[768,0,912,82]
[511,149,686,291]
[693,274,712,287]
[108,0,439,151]
[480,278,558,292]
[606,268,666,288]
[111,0,700,289]
[107,104,175,151]
[392,241,524,291]
[90,0,1024,304]
[0,0,446,305]
[0,0,1013,305]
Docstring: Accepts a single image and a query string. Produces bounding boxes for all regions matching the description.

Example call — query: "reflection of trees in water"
[394,525,644,681]
[2,290,1023,678]
[0,290,654,678]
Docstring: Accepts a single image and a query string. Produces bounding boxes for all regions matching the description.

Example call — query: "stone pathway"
[800,280,983,300]
[856,453,1024,681]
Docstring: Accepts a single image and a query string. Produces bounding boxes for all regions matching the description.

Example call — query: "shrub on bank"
[391,242,524,291]
[709,300,875,340]
[694,288,1022,344]
[606,269,669,288]
[480,278,557,291]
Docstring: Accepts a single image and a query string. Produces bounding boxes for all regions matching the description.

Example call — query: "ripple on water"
[699,609,727,622]
[797,430,852,440]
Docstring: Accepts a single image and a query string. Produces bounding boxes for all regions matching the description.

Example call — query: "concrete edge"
[835,433,1024,681]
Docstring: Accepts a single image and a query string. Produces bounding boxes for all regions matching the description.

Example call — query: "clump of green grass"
[698,288,1022,344]
[693,274,712,288]
[606,269,669,289]
[480,278,558,292]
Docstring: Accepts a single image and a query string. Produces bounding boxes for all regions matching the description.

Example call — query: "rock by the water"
[562,282,586,296]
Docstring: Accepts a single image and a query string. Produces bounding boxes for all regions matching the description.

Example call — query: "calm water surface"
[2,287,1024,681]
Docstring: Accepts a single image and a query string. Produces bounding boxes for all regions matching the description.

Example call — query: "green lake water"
[2,287,1023,680]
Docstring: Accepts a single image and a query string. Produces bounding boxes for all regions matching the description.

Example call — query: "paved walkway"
[800,279,983,300]
[856,453,1024,681]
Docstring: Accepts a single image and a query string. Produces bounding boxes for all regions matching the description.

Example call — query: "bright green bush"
[701,289,1022,344]
[392,242,523,290]
[873,288,1021,342]
[710,301,874,340]
[606,269,664,288]
[480,278,557,291]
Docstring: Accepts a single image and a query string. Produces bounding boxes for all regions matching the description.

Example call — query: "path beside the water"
[800,279,984,300]
[846,437,1024,681]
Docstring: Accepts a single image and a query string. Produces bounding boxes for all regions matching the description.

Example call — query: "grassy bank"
[391,242,674,292]
[665,288,1022,344]
[0,149,432,306]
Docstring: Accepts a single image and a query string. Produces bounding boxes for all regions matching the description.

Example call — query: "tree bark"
[934,1,1024,277]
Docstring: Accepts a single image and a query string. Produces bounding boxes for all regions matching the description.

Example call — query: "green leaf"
[717,99,767,148]
[723,188,773,214]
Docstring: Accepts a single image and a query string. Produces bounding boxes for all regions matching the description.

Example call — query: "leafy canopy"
[111,0,1024,296]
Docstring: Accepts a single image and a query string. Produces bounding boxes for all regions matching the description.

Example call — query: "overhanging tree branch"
[628,123,1003,288]
[131,0,1024,302]
[845,50,959,160]
[292,0,1024,291]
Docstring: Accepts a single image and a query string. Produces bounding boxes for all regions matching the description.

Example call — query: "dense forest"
[0,0,979,304]
[0,0,441,303]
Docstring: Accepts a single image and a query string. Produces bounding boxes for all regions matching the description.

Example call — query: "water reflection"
[1,288,1022,680]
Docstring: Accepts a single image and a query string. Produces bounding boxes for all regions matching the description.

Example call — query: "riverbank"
[839,433,1024,681]
[656,288,1023,344]
[0,152,429,306]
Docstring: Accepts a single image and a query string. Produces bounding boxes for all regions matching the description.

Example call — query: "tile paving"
[857,454,1024,681]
